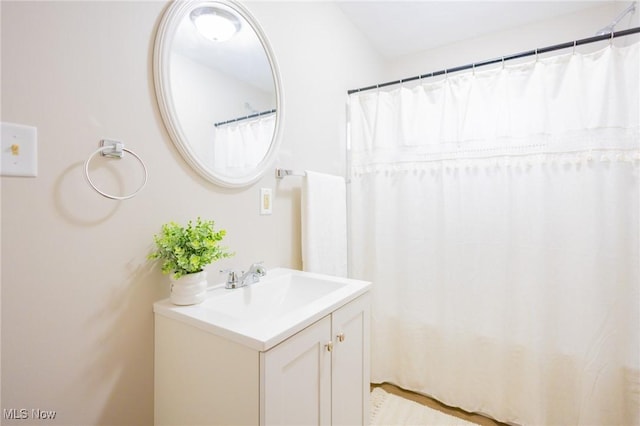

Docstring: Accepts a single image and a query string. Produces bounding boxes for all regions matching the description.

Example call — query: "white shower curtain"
[348,44,639,425]
[212,112,275,174]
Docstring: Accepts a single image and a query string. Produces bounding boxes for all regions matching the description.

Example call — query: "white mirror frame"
[153,0,283,188]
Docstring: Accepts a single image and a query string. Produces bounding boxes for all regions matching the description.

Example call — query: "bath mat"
[371,387,477,426]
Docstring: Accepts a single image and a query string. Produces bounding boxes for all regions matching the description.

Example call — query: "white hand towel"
[301,171,348,277]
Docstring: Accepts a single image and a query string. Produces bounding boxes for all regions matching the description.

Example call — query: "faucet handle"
[250,261,266,276]
[220,269,240,288]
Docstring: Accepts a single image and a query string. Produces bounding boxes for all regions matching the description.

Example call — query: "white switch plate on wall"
[1,122,38,177]
[260,188,272,215]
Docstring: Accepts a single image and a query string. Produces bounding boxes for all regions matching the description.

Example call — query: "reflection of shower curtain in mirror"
[348,43,639,425]
[212,113,275,173]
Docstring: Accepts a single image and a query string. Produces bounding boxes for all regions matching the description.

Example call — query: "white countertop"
[153,268,371,351]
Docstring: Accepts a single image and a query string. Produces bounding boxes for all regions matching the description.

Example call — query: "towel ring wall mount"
[84,139,148,200]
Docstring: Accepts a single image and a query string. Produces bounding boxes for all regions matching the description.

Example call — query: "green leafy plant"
[148,217,234,279]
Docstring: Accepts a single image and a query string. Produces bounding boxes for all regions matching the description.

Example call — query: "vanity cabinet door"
[262,316,332,425]
[331,293,371,426]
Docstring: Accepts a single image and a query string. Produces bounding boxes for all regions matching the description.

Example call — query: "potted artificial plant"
[148,217,233,305]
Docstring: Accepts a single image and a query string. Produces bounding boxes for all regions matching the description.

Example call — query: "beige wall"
[0,1,383,424]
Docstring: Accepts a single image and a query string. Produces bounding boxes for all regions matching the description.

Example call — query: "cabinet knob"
[325,341,334,352]
[337,333,345,343]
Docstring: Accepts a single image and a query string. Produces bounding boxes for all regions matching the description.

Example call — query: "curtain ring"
[501,57,505,69]
[573,40,577,55]
[610,31,615,46]
[535,48,539,62]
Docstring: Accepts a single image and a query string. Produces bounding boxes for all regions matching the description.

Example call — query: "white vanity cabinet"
[262,293,370,425]
[154,291,370,426]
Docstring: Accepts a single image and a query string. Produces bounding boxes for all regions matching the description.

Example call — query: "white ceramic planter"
[170,271,207,305]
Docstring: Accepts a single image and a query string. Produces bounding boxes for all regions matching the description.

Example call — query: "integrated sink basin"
[204,272,345,321]
[153,268,371,351]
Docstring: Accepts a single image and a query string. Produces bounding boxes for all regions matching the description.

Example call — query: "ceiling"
[172,1,630,90]
[172,4,275,92]
[335,1,621,58]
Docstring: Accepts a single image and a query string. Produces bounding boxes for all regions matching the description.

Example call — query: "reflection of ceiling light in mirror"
[190,7,241,42]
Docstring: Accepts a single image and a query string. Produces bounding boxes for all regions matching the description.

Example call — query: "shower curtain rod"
[347,27,640,95]
[214,108,276,127]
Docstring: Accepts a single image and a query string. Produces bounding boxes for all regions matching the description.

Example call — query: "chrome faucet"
[222,262,267,289]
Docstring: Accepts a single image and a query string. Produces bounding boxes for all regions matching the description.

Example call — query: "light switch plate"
[1,122,38,177]
[260,188,272,215]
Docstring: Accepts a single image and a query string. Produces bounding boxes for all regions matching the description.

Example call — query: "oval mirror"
[154,0,283,187]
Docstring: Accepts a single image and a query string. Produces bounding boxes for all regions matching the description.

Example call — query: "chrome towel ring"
[84,140,148,200]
